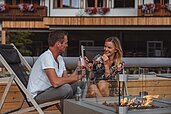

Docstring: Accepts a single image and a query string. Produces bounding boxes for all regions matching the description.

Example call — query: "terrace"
[0,4,47,21]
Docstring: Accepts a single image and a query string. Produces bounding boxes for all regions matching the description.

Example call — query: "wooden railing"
[0,5,47,21]
[138,6,171,16]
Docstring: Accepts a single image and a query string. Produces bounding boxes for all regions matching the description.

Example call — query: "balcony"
[138,4,171,17]
[0,4,47,21]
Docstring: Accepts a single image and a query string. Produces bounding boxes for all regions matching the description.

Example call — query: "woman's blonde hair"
[105,36,123,65]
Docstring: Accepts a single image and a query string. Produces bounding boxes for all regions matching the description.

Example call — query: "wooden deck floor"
[24,110,61,114]
[0,77,61,114]
[1,76,171,113]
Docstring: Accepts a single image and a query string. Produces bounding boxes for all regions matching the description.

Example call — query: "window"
[154,0,169,4]
[86,0,95,7]
[5,0,12,5]
[63,0,70,8]
[86,0,107,7]
[32,0,40,4]
[98,0,107,7]
[23,0,31,3]
[164,0,169,4]
[72,0,79,8]
[53,0,80,8]
[54,0,60,8]
[154,0,160,3]
[114,0,134,8]
[147,41,163,57]
[5,0,40,5]
[16,0,20,4]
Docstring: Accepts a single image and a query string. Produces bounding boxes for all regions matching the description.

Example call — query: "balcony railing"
[0,4,47,21]
[138,4,171,16]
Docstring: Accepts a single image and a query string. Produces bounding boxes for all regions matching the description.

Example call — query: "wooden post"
[1,30,6,44]
[95,0,98,7]
[1,30,7,80]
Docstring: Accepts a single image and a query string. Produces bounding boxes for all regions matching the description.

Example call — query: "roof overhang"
[49,25,171,31]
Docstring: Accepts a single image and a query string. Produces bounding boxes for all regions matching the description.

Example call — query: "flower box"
[85,7,110,15]
[18,3,38,12]
[0,4,8,13]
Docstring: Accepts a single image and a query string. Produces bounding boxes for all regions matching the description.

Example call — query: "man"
[27,30,84,110]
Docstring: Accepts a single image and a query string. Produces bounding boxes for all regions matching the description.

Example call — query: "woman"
[86,36,124,97]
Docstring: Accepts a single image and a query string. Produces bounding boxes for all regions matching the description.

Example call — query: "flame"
[120,95,159,107]
[121,98,127,106]
[142,95,159,106]
[127,98,136,106]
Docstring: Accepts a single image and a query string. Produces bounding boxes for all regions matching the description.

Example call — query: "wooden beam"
[1,30,6,44]
[43,17,171,26]
[2,21,49,29]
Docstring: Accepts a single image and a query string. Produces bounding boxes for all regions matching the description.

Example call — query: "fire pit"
[102,95,167,112]
[64,96,171,114]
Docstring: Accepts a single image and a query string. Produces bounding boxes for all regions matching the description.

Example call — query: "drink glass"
[93,54,103,64]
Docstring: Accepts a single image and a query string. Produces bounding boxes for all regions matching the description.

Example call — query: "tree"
[6,32,33,56]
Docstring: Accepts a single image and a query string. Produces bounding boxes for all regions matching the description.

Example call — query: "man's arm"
[62,70,68,77]
[45,68,80,88]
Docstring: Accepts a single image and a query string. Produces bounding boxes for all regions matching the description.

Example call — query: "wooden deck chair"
[0,44,60,114]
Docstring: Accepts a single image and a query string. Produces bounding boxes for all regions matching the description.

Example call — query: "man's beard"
[60,48,66,55]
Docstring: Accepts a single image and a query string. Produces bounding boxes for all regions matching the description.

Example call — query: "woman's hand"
[102,54,111,77]
[102,54,110,67]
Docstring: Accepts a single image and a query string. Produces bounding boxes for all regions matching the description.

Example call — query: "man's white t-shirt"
[27,49,66,98]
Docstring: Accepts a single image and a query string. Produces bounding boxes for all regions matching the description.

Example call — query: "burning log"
[102,95,160,110]
[120,95,159,109]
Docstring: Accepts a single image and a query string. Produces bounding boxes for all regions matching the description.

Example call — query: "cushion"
[0,44,21,64]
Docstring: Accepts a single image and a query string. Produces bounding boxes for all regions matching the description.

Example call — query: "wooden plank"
[1,30,6,44]
[2,21,49,29]
[0,91,23,102]
[1,103,59,113]
[44,17,171,26]
[25,110,61,114]
[1,79,171,113]
[127,80,171,87]
[128,86,171,94]
[0,85,20,92]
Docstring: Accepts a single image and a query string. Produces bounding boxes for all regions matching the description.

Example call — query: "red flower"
[85,7,110,15]
[98,8,110,15]
[85,7,97,15]
[142,3,156,14]
[117,63,124,72]
[0,4,8,13]
[18,3,37,12]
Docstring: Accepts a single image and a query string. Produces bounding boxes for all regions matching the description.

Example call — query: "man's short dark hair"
[48,30,68,47]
